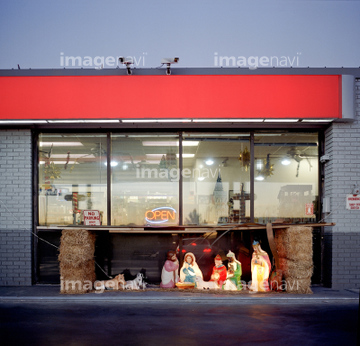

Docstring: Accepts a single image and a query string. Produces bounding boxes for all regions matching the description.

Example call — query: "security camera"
[119,57,134,65]
[118,57,134,75]
[161,57,179,64]
[320,154,330,163]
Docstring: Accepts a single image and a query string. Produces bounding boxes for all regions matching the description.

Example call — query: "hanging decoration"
[239,146,251,171]
[44,161,61,181]
[261,154,274,178]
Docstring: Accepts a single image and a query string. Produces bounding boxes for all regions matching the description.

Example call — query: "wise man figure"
[250,240,271,292]
[210,254,227,288]
[224,250,242,290]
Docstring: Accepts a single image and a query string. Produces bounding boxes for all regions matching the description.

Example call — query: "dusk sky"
[0,0,359,70]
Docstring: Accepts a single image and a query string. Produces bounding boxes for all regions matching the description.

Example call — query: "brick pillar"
[323,78,360,289]
[0,129,33,286]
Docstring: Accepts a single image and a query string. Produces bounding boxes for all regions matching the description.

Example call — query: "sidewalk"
[0,285,359,303]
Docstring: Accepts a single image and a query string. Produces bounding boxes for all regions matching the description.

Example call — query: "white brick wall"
[323,78,360,289]
[0,129,32,286]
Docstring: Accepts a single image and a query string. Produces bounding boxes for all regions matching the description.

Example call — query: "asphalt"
[0,285,359,303]
[1,285,359,345]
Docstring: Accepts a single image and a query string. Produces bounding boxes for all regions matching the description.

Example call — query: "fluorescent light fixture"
[264,119,299,122]
[256,159,263,170]
[47,120,87,123]
[0,120,48,124]
[39,161,78,165]
[146,154,165,159]
[122,120,159,123]
[142,141,199,147]
[83,120,120,123]
[193,119,264,123]
[39,142,84,147]
[225,119,264,122]
[176,153,195,158]
[50,154,95,159]
[301,119,333,122]
[122,119,192,123]
[255,175,265,181]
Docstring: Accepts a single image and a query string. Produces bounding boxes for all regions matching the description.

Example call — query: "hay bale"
[60,229,96,246]
[279,258,313,279]
[58,244,95,267]
[274,226,313,294]
[60,260,96,294]
[59,229,96,294]
[275,226,313,261]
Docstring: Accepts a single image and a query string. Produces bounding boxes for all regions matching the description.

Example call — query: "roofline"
[1,67,360,77]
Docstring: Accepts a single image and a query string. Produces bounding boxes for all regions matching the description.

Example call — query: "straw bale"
[275,226,313,261]
[59,229,96,294]
[60,260,96,294]
[285,277,313,294]
[279,258,313,279]
[58,244,95,267]
[60,229,96,246]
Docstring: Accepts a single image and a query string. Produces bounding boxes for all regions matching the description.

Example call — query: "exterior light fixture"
[161,57,179,75]
[119,57,134,75]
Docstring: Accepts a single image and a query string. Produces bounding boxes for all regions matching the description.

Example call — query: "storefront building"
[0,67,359,289]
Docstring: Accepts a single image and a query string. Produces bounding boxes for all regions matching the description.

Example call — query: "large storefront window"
[182,133,251,225]
[111,134,179,226]
[38,134,107,225]
[254,132,319,223]
[37,131,319,226]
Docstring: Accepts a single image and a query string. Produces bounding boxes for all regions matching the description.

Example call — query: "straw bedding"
[274,226,313,294]
[59,229,96,294]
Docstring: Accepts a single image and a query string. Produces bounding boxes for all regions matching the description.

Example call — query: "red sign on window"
[83,210,101,226]
[305,203,314,216]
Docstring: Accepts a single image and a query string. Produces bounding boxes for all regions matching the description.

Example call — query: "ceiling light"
[263,119,299,122]
[39,142,84,147]
[142,141,199,147]
[0,120,48,124]
[281,158,291,166]
[176,153,195,158]
[205,159,214,166]
[105,161,119,167]
[255,175,265,181]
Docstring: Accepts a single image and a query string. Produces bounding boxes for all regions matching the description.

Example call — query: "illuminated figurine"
[160,250,179,288]
[250,240,271,292]
[179,252,203,286]
[210,254,227,288]
[223,250,242,291]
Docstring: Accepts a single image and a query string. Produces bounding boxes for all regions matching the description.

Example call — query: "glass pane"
[111,134,179,226]
[254,132,319,223]
[38,133,107,225]
[182,133,251,225]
